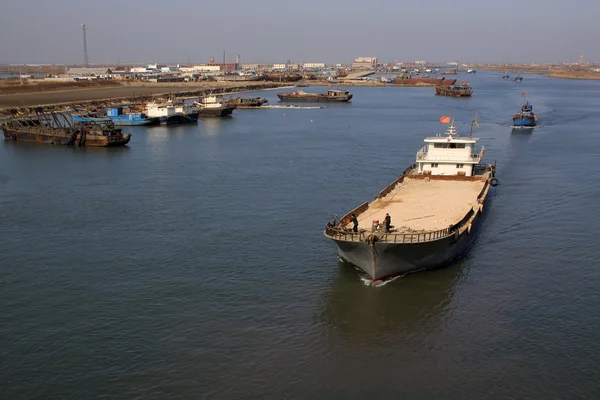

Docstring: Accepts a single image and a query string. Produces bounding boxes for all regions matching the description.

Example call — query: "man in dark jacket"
[350,214,358,232]
[383,213,391,232]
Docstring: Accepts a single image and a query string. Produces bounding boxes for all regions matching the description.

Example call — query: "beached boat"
[226,97,268,108]
[146,100,199,125]
[513,96,536,127]
[435,81,473,97]
[196,94,236,117]
[72,107,158,126]
[264,72,302,82]
[324,119,497,282]
[277,89,352,102]
[2,117,131,147]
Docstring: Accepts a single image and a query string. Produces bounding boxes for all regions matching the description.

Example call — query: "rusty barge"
[2,113,131,147]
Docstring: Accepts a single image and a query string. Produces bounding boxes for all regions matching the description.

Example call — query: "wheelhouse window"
[431,163,439,168]
[456,164,464,168]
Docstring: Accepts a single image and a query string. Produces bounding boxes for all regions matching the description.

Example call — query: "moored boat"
[211,72,264,82]
[72,107,158,126]
[435,81,473,97]
[226,97,268,108]
[196,94,236,117]
[277,89,352,102]
[2,117,131,147]
[513,95,536,127]
[145,99,199,125]
[324,118,497,282]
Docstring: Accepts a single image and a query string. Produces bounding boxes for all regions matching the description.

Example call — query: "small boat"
[277,89,353,102]
[514,74,523,82]
[512,96,536,127]
[226,97,268,108]
[72,107,158,126]
[502,70,510,79]
[467,69,476,74]
[145,99,199,125]
[435,81,473,97]
[196,94,236,117]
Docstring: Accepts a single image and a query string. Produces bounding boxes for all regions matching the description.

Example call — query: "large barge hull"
[332,196,489,280]
[3,128,130,147]
[198,107,234,117]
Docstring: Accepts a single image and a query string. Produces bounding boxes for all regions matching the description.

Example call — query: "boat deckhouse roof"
[424,122,479,144]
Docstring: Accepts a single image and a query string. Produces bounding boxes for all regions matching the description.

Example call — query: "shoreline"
[0,80,442,113]
[476,65,600,80]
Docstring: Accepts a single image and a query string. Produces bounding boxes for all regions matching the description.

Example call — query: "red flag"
[439,116,451,123]
[521,92,526,96]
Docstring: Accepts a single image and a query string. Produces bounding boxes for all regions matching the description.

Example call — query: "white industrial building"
[303,63,326,69]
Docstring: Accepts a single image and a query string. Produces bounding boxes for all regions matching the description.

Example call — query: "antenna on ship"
[82,24,89,68]
[469,111,479,138]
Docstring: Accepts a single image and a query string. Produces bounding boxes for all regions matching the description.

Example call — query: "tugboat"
[277,89,352,102]
[513,94,536,128]
[324,117,497,282]
[2,115,131,147]
[196,94,236,117]
[226,97,268,108]
[435,81,473,97]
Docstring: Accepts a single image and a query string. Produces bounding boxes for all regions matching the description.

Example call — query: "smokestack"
[210,57,215,64]
[82,24,89,68]
[236,54,240,65]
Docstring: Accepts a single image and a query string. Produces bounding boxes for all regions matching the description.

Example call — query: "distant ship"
[227,97,268,108]
[324,119,497,282]
[277,89,353,102]
[145,99,199,125]
[513,96,536,127]
[72,107,158,126]
[196,94,236,117]
[435,81,473,97]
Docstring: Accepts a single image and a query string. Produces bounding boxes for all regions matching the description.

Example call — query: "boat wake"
[263,105,326,109]
[359,274,404,287]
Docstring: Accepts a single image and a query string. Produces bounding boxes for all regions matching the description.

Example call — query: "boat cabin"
[326,90,351,98]
[415,123,484,176]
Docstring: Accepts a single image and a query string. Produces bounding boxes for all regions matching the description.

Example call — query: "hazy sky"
[1,0,597,65]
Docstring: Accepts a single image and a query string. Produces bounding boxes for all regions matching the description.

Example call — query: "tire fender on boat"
[490,177,499,186]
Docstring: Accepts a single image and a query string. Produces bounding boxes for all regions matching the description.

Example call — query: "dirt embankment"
[0,79,122,94]
[477,65,600,80]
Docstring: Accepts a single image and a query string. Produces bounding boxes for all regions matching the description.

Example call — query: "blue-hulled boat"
[513,98,536,127]
[72,107,158,126]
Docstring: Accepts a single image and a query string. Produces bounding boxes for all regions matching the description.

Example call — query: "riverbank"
[477,64,600,80]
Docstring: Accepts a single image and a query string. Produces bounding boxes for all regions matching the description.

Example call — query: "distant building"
[303,63,326,69]
[206,63,238,72]
[241,64,259,70]
[351,57,378,69]
[272,64,287,70]
[287,63,299,70]
[67,67,112,79]
[180,65,221,73]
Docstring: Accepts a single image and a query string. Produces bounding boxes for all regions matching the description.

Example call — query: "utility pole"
[82,24,89,68]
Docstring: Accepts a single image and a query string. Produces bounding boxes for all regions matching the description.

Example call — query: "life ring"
[490,178,499,186]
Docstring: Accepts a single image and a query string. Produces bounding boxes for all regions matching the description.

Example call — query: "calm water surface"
[2,72,600,399]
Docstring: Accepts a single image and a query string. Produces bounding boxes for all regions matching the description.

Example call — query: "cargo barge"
[2,118,131,147]
[277,89,352,102]
[324,120,497,282]
[435,81,473,97]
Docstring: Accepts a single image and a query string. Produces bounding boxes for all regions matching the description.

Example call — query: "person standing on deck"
[383,213,391,232]
[350,214,358,232]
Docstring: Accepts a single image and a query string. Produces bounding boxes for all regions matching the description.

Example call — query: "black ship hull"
[198,107,235,117]
[331,195,489,281]
[277,94,352,102]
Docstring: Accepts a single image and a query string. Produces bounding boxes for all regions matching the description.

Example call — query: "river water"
[2,72,600,399]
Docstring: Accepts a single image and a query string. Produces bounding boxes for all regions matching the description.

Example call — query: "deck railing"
[325,225,453,244]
